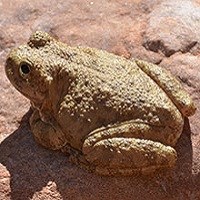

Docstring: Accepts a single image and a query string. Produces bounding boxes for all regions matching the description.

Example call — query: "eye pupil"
[20,64,30,74]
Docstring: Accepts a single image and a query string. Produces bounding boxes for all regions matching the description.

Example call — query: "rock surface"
[0,0,200,199]
[143,0,200,57]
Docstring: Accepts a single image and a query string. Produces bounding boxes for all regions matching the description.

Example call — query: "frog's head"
[5,31,62,104]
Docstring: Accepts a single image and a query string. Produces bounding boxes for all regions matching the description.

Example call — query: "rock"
[0,0,200,199]
[143,0,200,57]
[0,164,11,200]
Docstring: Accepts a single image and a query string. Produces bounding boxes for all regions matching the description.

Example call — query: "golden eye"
[19,62,31,76]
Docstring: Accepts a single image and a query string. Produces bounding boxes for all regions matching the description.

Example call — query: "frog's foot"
[61,144,95,173]
[82,121,178,176]
[30,109,67,150]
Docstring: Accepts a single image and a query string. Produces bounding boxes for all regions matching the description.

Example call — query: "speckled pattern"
[5,31,196,175]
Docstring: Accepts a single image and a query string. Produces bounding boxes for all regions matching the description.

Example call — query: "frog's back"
[54,45,184,150]
[65,46,182,127]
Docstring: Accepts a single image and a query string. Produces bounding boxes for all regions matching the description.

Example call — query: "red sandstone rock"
[0,0,200,199]
[143,0,200,57]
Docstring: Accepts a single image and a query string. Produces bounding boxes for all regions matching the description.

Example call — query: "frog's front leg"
[82,122,177,175]
[30,109,67,150]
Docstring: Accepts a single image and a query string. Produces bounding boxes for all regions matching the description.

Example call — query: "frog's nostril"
[5,57,13,70]
[6,57,13,66]
[5,58,14,77]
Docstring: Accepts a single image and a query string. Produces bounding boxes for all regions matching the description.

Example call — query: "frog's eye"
[19,62,31,76]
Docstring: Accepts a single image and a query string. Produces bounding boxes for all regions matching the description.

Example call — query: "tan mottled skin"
[5,31,196,175]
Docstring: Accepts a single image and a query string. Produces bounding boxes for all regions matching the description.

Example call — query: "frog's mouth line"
[8,75,43,104]
[18,89,39,102]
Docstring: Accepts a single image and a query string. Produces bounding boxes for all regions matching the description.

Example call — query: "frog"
[5,31,196,175]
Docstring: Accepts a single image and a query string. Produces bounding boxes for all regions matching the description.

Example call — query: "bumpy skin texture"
[5,31,196,175]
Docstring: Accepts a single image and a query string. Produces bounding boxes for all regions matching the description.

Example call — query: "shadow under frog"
[0,109,195,200]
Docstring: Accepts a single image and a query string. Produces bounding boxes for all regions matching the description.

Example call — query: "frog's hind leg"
[135,59,196,117]
[82,122,177,176]
[84,138,176,175]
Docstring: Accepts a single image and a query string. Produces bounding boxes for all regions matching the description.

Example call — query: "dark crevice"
[154,59,163,65]
[177,76,196,89]
[142,38,198,58]
[142,39,176,57]
[181,41,198,54]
